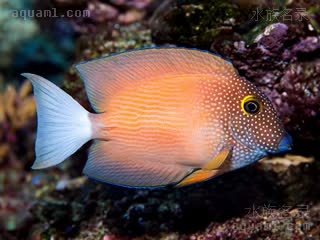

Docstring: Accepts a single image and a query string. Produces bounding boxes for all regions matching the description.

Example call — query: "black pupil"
[245,101,259,114]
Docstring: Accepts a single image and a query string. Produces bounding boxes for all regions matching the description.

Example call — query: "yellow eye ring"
[241,95,263,115]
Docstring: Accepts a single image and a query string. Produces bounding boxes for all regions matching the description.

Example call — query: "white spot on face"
[196,71,285,169]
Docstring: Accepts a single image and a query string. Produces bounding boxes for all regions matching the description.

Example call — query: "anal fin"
[83,140,190,188]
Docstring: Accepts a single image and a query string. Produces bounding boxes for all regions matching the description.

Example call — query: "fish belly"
[86,75,222,186]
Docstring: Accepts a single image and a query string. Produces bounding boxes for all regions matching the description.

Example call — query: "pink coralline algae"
[51,0,155,33]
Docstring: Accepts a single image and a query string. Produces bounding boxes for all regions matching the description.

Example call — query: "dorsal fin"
[74,47,236,113]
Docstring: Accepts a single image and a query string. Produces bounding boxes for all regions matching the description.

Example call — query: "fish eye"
[241,95,262,115]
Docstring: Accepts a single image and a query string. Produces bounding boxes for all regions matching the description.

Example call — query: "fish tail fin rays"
[83,141,190,188]
[21,73,93,169]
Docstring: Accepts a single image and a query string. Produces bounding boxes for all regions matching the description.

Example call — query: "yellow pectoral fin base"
[203,146,233,170]
[175,169,219,187]
[175,146,233,187]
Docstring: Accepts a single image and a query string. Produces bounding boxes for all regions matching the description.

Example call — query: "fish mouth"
[229,116,292,155]
[271,133,292,154]
[231,130,293,155]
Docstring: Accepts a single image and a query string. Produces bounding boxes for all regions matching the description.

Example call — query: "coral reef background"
[0,0,319,239]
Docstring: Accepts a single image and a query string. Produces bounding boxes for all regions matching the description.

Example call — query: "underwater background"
[0,0,319,239]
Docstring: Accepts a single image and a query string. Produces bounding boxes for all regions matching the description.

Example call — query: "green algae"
[151,0,244,48]
[151,0,320,48]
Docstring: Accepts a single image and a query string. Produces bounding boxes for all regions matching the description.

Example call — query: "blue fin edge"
[73,46,232,70]
[84,173,174,189]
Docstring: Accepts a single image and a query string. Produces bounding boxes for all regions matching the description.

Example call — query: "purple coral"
[218,21,320,141]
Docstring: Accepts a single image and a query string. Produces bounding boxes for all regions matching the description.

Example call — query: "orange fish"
[22,48,292,188]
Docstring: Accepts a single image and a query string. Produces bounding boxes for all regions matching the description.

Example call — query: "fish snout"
[274,133,292,153]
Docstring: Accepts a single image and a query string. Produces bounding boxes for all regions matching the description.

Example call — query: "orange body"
[24,48,290,188]
[93,74,221,168]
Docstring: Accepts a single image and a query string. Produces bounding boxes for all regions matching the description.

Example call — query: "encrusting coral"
[50,0,155,33]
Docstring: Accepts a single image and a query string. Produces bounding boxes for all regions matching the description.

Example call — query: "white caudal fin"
[21,73,92,169]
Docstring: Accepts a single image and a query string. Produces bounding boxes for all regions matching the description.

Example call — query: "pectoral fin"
[175,169,219,187]
[175,146,232,187]
[203,146,233,170]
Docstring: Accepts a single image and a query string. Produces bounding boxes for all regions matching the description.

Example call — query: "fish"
[21,47,292,188]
